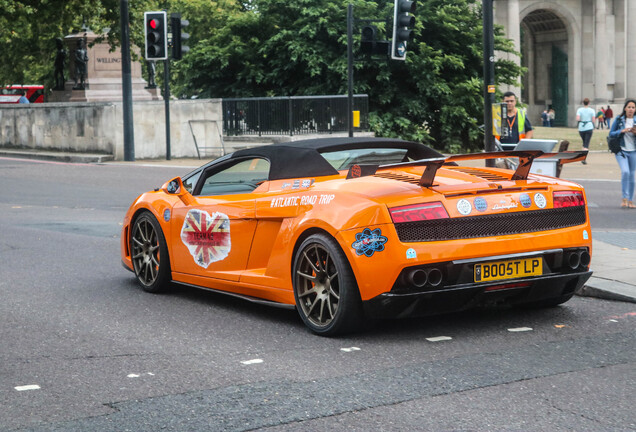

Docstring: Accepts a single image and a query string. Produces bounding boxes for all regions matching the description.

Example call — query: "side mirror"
[162,177,184,194]
[161,177,195,206]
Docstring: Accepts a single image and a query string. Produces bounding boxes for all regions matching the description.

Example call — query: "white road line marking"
[15,385,40,391]
[508,327,533,332]
[127,374,140,378]
[340,347,361,352]
[426,336,453,342]
[241,359,264,365]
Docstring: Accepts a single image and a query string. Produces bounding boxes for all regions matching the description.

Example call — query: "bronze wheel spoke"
[303,250,320,274]
[298,286,318,298]
[296,270,317,283]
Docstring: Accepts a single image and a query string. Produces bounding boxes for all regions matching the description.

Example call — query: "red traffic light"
[149,18,159,29]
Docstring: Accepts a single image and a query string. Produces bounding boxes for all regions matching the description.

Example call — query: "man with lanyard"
[497,91,533,150]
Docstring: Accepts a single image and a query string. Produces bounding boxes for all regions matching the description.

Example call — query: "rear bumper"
[362,270,592,319]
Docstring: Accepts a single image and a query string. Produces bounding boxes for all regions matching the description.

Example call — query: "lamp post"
[483,0,495,167]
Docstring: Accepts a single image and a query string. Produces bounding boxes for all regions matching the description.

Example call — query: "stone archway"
[521,8,570,126]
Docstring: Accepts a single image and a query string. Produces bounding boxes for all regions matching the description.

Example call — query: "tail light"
[390,202,449,223]
[553,191,585,208]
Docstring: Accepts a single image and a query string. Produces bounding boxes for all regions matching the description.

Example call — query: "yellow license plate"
[474,257,542,282]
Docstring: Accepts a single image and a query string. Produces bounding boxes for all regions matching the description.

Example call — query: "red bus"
[0,85,44,104]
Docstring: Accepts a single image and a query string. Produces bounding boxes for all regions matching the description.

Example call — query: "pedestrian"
[17,90,29,104]
[541,109,549,126]
[576,98,595,164]
[605,105,613,128]
[548,108,555,127]
[495,91,534,150]
[608,99,636,208]
[596,107,605,129]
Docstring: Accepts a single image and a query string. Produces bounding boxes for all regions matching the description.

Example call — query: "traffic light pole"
[164,59,171,160]
[347,4,354,138]
[482,0,495,167]
[120,0,135,161]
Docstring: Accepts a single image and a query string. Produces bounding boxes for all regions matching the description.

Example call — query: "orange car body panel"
[122,159,592,306]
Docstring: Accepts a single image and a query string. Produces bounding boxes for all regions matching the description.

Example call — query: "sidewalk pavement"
[1,147,634,304]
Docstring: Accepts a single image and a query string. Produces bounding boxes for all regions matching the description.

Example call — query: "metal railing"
[222,95,369,136]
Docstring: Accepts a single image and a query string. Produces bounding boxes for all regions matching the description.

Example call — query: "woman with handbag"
[608,99,636,208]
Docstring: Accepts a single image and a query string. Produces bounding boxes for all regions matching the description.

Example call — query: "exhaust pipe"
[408,269,428,287]
[427,268,443,287]
[580,250,591,267]
[566,251,581,270]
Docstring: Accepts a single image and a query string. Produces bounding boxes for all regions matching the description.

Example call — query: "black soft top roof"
[230,137,444,180]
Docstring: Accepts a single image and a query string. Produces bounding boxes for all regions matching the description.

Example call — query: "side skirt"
[172,280,297,310]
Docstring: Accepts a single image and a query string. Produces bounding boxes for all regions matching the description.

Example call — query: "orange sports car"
[121,137,592,335]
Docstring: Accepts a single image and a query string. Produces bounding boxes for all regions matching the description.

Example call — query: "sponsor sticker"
[406,248,417,259]
[583,230,589,240]
[474,197,487,212]
[350,165,362,178]
[520,193,532,208]
[457,199,472,215]
[270,194,334,208]
[292,180,300,189]
[301,179,314,188]
[352,228,388,257]
[163,208,171,222]
[180,209,231,268]
[534,193,547,209]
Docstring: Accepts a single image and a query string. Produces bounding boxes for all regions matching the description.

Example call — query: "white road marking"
[426,336,453,342]
[128,372,154,378]
[508,327,533,332]
[340,347,361,352]
[241,359,264,365]
[15,385,40,391]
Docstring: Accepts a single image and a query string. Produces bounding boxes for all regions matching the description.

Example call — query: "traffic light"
[171,13,190,60]
[391,0,416,60]
[361,25,378,55]
[145,11,168,60]
[360,25,389,56]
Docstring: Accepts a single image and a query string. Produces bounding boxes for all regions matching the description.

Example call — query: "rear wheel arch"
[291,227,332,272]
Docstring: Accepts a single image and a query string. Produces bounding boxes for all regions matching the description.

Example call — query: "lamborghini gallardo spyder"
[121,137,592,335]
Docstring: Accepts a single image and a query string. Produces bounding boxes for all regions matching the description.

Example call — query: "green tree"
[0,0,523,152]
[0,1,115,89]
[366,0,523,151]
[0,0,161,92]
[174,0,522,151]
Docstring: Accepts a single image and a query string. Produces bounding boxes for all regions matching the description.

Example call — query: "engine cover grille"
[395,206,587,242]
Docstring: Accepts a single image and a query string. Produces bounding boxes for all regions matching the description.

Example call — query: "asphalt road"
[0,157,634,432]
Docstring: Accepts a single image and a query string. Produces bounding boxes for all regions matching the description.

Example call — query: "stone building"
[495,0,631,127]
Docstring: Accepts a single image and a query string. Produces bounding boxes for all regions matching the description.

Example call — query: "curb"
[578,277,636,303]
[0,149,113,164]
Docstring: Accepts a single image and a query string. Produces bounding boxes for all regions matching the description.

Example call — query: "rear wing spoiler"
[345,150,588,187]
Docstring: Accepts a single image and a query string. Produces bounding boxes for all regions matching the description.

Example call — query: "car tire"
[293,233,363,336]
[130,211,171,293]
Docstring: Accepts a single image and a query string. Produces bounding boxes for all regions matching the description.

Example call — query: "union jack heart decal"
[180,209,231,268]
